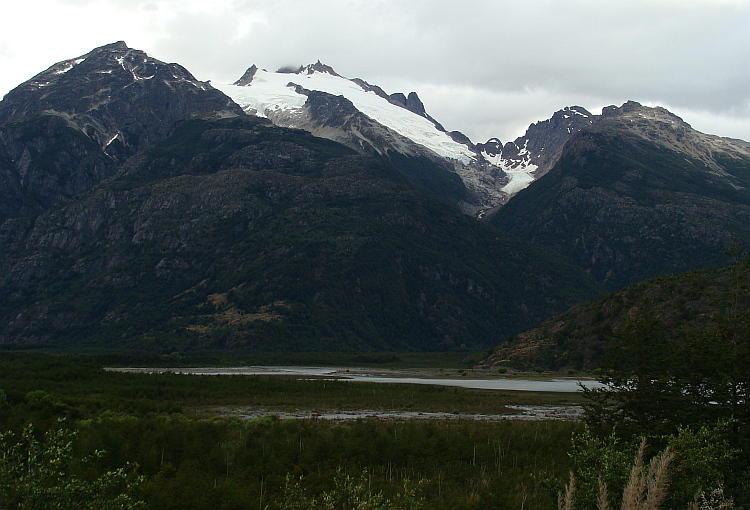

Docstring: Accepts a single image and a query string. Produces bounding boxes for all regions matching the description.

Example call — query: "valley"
[0,41,748,509]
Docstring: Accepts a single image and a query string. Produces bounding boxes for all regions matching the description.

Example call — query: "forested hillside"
[0,117,602,351]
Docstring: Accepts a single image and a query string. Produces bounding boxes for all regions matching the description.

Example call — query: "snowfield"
[214,68,476,165]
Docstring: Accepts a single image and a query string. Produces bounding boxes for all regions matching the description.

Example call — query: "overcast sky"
[2,0,749,143]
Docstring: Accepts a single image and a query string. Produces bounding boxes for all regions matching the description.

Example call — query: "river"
[107,366,602,392]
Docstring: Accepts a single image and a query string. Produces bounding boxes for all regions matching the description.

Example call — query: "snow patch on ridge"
[54,58,85,75]
[215,68,475,164]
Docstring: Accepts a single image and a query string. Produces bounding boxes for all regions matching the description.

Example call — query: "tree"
[581,300,681,438]
[0,422,144,510]
[581,252,750,506]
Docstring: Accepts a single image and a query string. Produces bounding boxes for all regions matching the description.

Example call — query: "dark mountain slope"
[298,88,468,205]
[0,41,242,223]
[478,258,749,371]
[492,102,750,291]
[0,117,603,352]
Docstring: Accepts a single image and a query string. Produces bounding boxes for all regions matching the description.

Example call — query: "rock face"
[0,117,602,350]
[0,41,243,222]
[492,102,750,290]
[233,65,258,86]
[502,106,595,176]
[476,107,595,210]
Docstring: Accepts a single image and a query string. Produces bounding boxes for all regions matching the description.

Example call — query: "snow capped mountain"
[0,41,243,221]
[215,63,528,213]
[214,64,475,164]
[215,63,605,213]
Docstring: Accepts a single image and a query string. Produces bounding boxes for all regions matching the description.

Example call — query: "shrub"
[0,421,144,510]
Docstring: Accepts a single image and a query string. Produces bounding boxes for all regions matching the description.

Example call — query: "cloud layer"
[2,0,749,142]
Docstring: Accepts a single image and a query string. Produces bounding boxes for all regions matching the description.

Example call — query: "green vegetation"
[0,354,582,427]
[0,347,746,509]
[559,438,677,510]
[565,424,736,510]
[573,253,750,508]
[0,422,144,509]
[0,351,480,370]
[478,252,750,508]
[483,253,749,372]
[0,354,583,509]
[279,469,425,509]
[582,252,749,434]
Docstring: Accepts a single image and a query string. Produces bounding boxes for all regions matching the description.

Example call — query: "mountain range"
[1,41,748,353]
[213,63,597,215]
[491,101,750,290]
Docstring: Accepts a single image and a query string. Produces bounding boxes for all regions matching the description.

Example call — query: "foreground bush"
[561,437,735,510]
[0,421,144,510]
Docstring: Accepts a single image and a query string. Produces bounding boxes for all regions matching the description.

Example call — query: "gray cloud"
[2,0,750,142]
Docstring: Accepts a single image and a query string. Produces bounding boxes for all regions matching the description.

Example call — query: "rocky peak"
[234,65,258,86]
[476,138,502,157]
[387,91,427,117]
[0,42,243,221]
[385,91,445,132]
[448,130,473,147]
[478,105,594,179]
[596,101,750,175]
[0,41,224,127]
[302,61,341,77]
[601,100,688,128]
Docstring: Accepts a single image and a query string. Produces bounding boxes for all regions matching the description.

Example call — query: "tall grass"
[559,439,674,510]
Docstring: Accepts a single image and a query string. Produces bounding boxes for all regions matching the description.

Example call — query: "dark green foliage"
[565,422,737,510]
[576,253,750,507]
[482,260,747,372]
[279,468,425,509]
[0,355,580,510]
[581,254,750,433]
[0,422,144,509]
[77,415,575,510]
[479,253,750,506]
